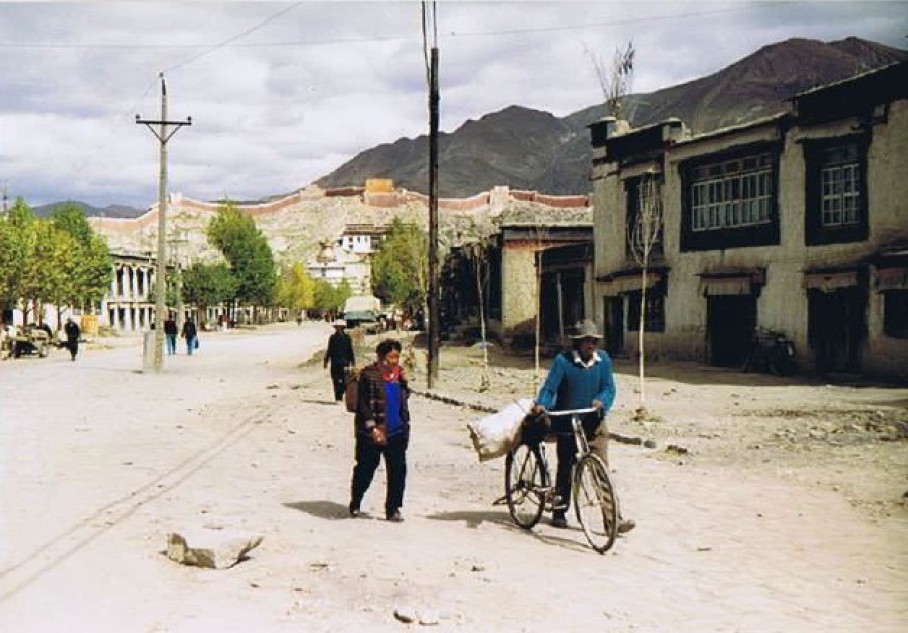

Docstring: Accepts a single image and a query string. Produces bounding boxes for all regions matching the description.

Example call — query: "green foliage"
[274,262,316,312]
[51,202,113,305]
[206,201,276,306]
[312,278,351,312]
[371,217,427,311]
[0,198,111,320]
[182,262,236,310]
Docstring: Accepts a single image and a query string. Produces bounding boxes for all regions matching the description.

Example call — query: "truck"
[343,295,382,332]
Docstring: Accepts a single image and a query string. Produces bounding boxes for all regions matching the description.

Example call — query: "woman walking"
[349,338,410,522]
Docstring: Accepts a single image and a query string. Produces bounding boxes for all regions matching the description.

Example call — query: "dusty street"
[1,322,906,632]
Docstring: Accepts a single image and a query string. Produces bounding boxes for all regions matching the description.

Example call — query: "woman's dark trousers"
[350,430,409,517]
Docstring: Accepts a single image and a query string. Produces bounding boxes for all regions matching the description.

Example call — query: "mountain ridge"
[317,36,906,197]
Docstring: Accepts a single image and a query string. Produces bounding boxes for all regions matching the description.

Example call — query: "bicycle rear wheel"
[505,444,547,529]
[573,454,618,553]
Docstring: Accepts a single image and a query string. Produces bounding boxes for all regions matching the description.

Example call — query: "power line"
[0,2,802,50]
[163,1,303,74]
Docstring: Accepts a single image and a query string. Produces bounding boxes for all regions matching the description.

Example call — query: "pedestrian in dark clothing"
[181,318,198,355]
[64,318,80,361]
[164,314,178,356]
[532,319,635,534]
[323,319,355,403]
[349,338,410,522]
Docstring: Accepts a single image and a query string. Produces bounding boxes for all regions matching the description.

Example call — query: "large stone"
[165,528,263,569]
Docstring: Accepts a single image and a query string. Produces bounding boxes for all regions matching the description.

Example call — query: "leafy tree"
[371,217,427,312]
[207,201,276,319]
[312,278,351,314]
[51,202,112,307]
[0,198,34,320]
[182,262,236,323]
[274,262,316,315]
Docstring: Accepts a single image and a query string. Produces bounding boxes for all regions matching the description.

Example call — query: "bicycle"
[504,407,619,553]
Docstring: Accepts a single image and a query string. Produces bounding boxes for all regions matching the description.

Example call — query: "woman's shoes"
[386,510,404,523]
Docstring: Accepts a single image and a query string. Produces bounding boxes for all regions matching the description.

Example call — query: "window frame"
[883,290,908,339]
[804,135,869,246]
[679,143,781,251]
[625,175,664,260]
[625,289,666,333]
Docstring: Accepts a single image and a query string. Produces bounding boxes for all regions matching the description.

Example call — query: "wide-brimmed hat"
[332,319,347,328]
[569,319,603,339]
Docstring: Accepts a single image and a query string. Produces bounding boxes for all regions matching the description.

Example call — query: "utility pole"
[136,73,191,372]
[427,46,440,388]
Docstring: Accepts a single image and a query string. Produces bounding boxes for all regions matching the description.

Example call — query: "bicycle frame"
[543,407,599,461]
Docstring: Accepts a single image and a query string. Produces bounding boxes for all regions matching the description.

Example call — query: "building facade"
[590,62,908,379]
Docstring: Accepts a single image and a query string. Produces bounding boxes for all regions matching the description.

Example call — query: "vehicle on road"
[504,407,619,553]
[343,295,382,332]
[8,326,51,359]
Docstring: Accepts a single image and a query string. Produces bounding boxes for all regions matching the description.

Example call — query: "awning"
[876,267,908,291]
[698,269,765,296]
[599,271,663,296]
[701,277,753,296]
[803,270,859,292]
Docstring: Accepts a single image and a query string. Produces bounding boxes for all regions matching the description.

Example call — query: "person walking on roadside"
[349,338,411,522]
[64,317,81,362]
[531,319,635,534]
[164,313,178,356]
[323,319,355,403]
[181,317,198,356]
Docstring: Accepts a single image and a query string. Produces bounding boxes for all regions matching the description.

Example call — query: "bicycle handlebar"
[542,407,599,417]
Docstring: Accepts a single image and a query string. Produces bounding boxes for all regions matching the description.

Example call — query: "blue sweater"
[535,350,616,414]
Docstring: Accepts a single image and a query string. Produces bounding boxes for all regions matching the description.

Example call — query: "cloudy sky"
[1,1,905,209]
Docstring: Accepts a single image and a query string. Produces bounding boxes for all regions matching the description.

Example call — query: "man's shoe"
[551,512,568,529]
[386,510,404,523]
[618,517,636,534]
[348,502,361,518]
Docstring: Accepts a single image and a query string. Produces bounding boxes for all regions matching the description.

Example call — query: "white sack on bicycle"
[466,398,533,462]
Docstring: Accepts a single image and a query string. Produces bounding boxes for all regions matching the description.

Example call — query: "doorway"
[604,296,625,357]
[808,288,866,373]
[707,295,756,367]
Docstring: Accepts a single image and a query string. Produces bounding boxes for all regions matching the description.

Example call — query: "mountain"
[317,37,906,197]
[32,200,146,219]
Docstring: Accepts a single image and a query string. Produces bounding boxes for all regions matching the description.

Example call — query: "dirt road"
[1,323,906,632]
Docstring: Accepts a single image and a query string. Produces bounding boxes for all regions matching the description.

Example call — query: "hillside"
[317,37,906,197]
[32,200,145,219]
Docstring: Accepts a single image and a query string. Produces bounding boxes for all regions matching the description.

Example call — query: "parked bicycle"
[741,328,797,376]
[504,407,619,553]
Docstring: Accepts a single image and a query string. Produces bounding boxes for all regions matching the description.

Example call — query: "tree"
[312,278,351,314]
[588,40,635,119]
[0,198,34,321]
[50,203,113,315]
[207,201,276,320]
[371,218,427,312]
[182,262,236,324]
[274,262,316,315]
[627,171,663,416]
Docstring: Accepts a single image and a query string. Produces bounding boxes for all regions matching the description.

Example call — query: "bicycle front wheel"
[505,444,547,529]
[573,454,618,553]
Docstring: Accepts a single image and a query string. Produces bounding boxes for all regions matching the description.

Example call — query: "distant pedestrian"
[164,314,178,355]
[349,338,411,522]
[181,317,198,355]
[64,318,80,361]
[323,319,355,403]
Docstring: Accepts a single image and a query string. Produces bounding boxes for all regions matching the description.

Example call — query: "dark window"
[883,290,908,338]
[680,144,780,251]
[626,290,665,332]
[805,137,868,245]
[626,176,664,259]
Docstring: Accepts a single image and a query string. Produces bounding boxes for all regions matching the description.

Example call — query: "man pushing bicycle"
[531,319,635,534]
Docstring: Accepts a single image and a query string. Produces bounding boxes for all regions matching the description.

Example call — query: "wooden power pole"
[136,73,191,372]
[427,46,440,388]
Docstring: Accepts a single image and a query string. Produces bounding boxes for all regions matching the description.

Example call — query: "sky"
[1,1,905,210]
